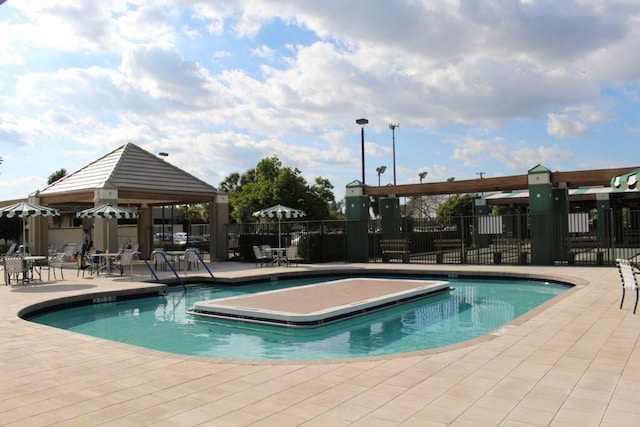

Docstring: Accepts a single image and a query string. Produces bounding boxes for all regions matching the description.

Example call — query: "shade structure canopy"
[253,204,306,249]
[0,201,60,253]
[76,203,139,252]
[611,168,640,192]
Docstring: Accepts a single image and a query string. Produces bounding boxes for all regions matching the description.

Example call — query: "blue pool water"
[30,275,569,361]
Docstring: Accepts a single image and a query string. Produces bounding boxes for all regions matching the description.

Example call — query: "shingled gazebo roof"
[36,143,219,207]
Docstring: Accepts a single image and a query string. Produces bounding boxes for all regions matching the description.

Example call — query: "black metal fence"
[228,209,640,266]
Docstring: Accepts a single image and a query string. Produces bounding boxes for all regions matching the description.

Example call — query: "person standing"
[80,228,91,268]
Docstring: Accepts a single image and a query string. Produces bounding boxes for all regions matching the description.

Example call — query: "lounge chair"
[617,258,639,314]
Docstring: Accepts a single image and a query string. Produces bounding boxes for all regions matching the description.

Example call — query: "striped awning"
[76,203,139,219]
[483,186,614,200]
[611,168,640,191]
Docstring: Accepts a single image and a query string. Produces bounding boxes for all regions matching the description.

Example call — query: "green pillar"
[596,193,610,243]
[345,180,370,262]
[552,187,569,261]
[379,197,401,240]
[473,196,490,248]
[528,165,553,265]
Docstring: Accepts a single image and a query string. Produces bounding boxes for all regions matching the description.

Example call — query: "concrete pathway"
[1,261,638,426]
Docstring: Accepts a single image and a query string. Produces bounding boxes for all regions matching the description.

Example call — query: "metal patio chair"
[617,258,639,314]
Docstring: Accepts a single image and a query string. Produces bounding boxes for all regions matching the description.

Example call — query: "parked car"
[153,233,172,244]
[173,232,188,245]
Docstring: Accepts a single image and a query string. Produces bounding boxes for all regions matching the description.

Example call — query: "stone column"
[93,188,118,253]
[137,205,152,257]
[210,193,228,261]
[28,194,48,256]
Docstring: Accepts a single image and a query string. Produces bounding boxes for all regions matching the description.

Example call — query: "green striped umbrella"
[0,201,60,253]
[253,204,306,249]
[76,204,139,251]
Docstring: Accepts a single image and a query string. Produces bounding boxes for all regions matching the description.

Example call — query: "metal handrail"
[151,250,186,290]
[131,251,160,282]
[185,248,216,283]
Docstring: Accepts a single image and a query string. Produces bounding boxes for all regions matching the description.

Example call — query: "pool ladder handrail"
[131,251,160,282]
[184,248,217,284]
[151,249,186,290]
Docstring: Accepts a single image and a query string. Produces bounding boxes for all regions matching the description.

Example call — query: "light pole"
[418,171,427,220]
[376,166,387,186]
[356,118,369,184]
[389,123,399,185]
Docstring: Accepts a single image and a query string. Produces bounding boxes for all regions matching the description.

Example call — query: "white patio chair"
[114,250,133,276]
[39,252,66,281]
[184,249,199,271]
[4,257,27,285]
[286,245,302,266]
[617,258,639,314]
[253,246,271,267]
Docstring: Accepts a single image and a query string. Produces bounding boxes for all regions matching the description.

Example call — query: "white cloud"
[547,114,589,137]
[1,0,639,201]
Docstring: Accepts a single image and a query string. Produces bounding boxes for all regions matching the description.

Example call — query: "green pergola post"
[595,193,610,244]
[473,196,490,248]
[528,165,554,265]
[379,197,401,240]
[345,180,370,262]
[552,187,569,262]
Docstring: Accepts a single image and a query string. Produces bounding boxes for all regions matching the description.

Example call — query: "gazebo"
[28,143,228,258]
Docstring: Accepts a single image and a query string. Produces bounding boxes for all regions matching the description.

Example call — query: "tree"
[405,194,449,219]
[48,168,67,185]
[222,156,336,223]
[435,193,476,220]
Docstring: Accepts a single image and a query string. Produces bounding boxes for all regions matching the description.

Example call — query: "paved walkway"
[1,261,639,426]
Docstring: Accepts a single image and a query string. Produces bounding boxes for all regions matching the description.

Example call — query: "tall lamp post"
[418,171,427,220]
[389,123,399,185]
[376,166,387,186]
[356,118,369,184]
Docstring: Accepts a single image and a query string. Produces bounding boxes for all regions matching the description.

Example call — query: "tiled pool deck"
[1,262,639,426]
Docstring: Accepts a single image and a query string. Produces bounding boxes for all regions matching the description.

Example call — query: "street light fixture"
[356,118,369,184]
[418,171,427,220]
[389,123,399,185]
[376,166,387,186]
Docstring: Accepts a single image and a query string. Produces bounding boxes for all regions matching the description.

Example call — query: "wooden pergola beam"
[365,166,639,197]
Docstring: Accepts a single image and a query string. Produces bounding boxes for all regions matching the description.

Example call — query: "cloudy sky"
[1,0,639,202]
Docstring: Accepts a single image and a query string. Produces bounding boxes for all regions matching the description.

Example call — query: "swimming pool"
[29,274,570,361]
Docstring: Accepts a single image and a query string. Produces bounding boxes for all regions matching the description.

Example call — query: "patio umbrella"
[0,201,60,254]
[252,204,306,249]
[76,203,139,251]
